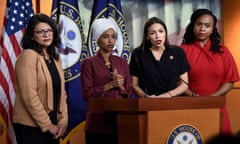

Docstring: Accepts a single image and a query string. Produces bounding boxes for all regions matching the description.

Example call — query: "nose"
[156,32,161,38]
[199,25,205,31]
[109,37,115,43]
[43,31,51,36]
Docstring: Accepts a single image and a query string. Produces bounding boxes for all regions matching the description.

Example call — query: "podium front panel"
[147,109,221,144]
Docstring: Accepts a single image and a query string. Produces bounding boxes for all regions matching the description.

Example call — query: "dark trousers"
[85,131,118,144]
[13,123,59,144]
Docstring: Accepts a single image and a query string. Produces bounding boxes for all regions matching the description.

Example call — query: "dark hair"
[182,8,221,53]
[21,13,60,60]
[139,17,170,50]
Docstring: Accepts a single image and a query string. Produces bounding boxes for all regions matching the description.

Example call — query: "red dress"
[181,40,239,134]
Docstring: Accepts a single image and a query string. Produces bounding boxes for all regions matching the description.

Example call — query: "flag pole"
[35,0,41,13]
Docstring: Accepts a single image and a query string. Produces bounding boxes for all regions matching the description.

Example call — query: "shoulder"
[219,45,235,59]
[220,45,231,53]
[112,55,128,64]
[132,47,143,53]
[167,46,188,61]
[17,49,39,63]
[81,55,101,69]
[180,43,193,51]
[82,55,97,64]
[131,47,144,58]
[180,43,190,48]
[15,49,40,72]
[21,49,39,56]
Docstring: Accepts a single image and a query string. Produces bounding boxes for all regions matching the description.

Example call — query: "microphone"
[179,78,195,96]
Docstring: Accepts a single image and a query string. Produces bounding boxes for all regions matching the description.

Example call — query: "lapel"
[38,55,53,110]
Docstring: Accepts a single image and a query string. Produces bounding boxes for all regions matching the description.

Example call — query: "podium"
[89,96,225,144]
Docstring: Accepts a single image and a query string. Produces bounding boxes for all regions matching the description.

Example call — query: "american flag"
[0,0,33,143]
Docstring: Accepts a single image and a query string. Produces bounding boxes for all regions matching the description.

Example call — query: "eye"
[101,35,108,38]
[149,31,156,35]
[35,30,44,35]
[205,24,210,28]
[34,29,53,35]
[159,29,164,33]
[196,22,201,26]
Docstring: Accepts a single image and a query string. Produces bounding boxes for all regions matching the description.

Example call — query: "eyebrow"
[34,28,52,30]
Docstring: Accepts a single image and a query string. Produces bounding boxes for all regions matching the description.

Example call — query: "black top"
[45,58,61,124]
[129,46,190,95]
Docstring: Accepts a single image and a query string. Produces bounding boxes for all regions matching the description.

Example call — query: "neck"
[99,50,111,64]
[150,46,165,52]
[43,49,50,59]
[198,39,209,48]
[150,46,165,61]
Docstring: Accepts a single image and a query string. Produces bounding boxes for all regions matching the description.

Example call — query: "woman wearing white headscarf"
[81,18,132,144]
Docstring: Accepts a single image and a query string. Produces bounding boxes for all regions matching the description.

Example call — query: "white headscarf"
[91,18,117,42]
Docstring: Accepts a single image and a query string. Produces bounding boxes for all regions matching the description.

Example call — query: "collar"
[194,39,211,50]
[96,51,113,62]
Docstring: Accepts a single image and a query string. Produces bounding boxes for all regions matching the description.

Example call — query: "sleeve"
[177,47,191,75]
[222,47,240,83]
[80,59,105,101]
[129,48,140,77]
[121,59,133,98]
[15,50,53,132]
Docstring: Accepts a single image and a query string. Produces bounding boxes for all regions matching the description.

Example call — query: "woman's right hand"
[112,68,125,90]
[57,124,67,138]
[48,125,59,139]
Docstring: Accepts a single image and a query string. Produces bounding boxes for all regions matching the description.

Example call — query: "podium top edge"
[88,96,225,112]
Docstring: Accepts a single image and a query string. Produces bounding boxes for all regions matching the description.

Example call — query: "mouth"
[198,33,205,37]
[108,44,114,48]
[156,40,162,44]
[43,39,51,42]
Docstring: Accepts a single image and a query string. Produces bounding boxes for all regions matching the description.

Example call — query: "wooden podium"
[89,96,225,144]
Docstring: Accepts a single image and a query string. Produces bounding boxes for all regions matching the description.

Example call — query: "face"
[193,14,214,43]
[97,28,116,53]
[147,23,166,49]
[33,22,53,49]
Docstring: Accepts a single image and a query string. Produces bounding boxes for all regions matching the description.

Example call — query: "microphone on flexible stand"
[179,78,195,97]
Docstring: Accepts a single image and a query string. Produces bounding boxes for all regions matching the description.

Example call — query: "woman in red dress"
[181,9,239,134]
